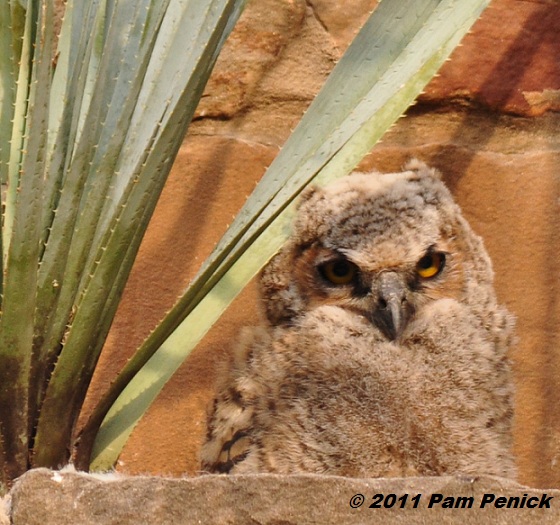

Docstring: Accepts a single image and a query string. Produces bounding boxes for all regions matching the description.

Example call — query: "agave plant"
[0,0,490,489]
[0,0,248,489]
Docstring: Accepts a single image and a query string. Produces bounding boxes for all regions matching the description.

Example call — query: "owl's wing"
[200,385,254,473]
[200,328,268,473]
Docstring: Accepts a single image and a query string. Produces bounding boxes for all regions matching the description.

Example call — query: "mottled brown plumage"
[201,160,516,478]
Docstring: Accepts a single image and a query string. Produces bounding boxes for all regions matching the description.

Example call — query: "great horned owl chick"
[201,160,515,479]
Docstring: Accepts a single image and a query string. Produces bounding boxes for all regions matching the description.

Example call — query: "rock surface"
[422,0,560,115]
[9,470,560,524]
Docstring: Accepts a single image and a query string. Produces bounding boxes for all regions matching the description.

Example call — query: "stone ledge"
[7,469,560,524]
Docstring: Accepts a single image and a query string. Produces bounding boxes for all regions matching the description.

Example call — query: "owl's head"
[260,160,496,340]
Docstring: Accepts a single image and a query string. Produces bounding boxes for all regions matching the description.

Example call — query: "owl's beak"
[372,272,411,341]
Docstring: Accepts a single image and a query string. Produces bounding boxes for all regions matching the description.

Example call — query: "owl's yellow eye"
[320,259,358,285]
[416,252,446,279]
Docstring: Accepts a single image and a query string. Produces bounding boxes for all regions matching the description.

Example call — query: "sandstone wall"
[81,0,560,489]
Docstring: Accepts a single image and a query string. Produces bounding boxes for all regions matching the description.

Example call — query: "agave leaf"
[0,2,26,311]
[88,214,291,469]
[0,2,19,186]
[38,0,102,255]
[0,0,53,482]
[87,0,490,471]
[32,0,248,469]
[3,1,32,264]
[0,0,25,485]
[30,0,172,435]
[30,0,108,445]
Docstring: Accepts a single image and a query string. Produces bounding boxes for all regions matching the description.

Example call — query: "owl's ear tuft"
[403,158,442,180]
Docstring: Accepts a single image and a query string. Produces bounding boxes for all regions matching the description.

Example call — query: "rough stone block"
[8,469,560,524]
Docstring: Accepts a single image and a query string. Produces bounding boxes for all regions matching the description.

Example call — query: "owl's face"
[292,237,466,341]
[261,162,494,340]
